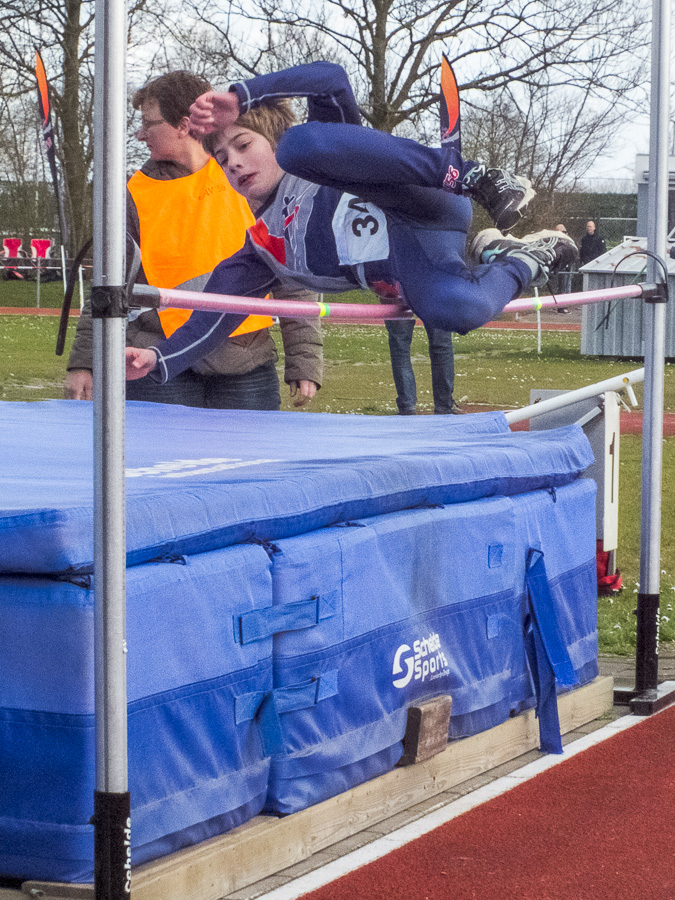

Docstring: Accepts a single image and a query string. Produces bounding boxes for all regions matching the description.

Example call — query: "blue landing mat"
[0,401,593,575]
[0,543,273,882]
[262,496,523,814]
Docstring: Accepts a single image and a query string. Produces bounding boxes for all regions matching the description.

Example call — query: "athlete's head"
[205,100,296,207]
[209,125,283,207]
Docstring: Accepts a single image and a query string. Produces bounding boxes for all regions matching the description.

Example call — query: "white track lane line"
[253,714,647,900]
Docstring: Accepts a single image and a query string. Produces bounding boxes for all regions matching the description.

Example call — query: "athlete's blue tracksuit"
[148,62,533,385]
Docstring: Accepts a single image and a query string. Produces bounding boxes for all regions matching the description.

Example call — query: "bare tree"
[0,0,168,253]
[522,92,621,196]
[0,87,36,185]
[0,81,59,242]
[461,66,632,229]
[0,0,651,254]
[167,0,649,140]
[0,0,95,252]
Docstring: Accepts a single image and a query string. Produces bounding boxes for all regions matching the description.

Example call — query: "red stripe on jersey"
[370,279,402,301]
[284,205,299,228]
[249,219,286,265]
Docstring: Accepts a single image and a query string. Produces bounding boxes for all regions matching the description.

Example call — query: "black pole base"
[613,680,675,715]
[93,790,131,899]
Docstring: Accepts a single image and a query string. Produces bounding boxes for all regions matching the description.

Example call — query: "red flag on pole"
[35,49,69,248]
[440,55,461,152]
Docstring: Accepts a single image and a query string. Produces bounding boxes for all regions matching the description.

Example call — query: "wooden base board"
[16,676,613,900]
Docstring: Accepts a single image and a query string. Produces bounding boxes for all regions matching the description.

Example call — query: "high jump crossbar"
[132,281,655,324]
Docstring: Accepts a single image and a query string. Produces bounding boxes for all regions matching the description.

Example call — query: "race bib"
[332,194,389,266]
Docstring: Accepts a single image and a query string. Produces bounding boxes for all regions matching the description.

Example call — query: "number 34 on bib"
[332,194,390,266]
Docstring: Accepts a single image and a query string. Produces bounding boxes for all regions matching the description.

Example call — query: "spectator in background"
[65,70,322,409]
[553,223,573,313]
[579,220,606,266]
[385,319,459,415]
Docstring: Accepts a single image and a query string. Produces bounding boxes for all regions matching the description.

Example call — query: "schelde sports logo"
[392,632,449,689]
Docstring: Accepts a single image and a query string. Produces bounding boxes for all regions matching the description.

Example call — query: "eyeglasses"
[136,118,166,134]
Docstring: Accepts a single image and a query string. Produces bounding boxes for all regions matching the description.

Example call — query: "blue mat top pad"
[0,400,593,574]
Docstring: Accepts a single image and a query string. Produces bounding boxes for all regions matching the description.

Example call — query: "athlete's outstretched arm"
[134,241,279,384]
[230,62,362,125]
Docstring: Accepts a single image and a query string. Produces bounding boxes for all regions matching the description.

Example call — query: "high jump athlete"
[126,59,577,385]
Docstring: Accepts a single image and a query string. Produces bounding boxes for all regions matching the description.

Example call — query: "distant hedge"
[556,192,637,220]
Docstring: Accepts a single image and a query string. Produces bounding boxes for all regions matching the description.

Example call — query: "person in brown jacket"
[65,70,322,409]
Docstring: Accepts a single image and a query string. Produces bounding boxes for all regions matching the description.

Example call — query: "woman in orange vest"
[65,71,322,408]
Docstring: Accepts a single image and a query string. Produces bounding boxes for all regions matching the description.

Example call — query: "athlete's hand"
[64,368,93,400]
[289,380,318,407]
[125,347,157,381]
[189,91,240,136]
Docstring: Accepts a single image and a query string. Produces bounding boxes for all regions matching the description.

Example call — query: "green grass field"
[0,273,67,309]
[1,302,673,654]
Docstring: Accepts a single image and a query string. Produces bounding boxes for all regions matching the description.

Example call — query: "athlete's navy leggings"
[276,121,532,333]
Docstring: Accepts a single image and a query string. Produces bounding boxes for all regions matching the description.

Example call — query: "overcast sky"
[583,112,651,190]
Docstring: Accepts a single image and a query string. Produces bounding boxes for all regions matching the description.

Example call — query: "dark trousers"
[385,319,455,414]
[126,360,281,410]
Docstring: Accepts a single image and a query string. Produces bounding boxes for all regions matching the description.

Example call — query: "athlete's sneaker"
[461,164,535,232]
[470,228,579,288]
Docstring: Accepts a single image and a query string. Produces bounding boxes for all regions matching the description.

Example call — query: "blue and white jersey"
[247,173,393,294]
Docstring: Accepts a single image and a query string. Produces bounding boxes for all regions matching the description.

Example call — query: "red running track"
[0,307,80,316]
[464,405,675,436]
[301,705,675,900]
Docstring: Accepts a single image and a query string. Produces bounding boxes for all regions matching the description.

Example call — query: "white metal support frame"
[506,370,644,573]
[616,0,675,714]
[92,0,131,896]
[504,369,645,426]
[522,388,624,572]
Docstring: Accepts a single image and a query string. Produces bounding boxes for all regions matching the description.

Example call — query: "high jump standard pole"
[614,0,675,714]
[92,0,131,895]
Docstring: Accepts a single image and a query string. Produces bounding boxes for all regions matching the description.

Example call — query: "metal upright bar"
[614,0,675,714]
[635,0,669,696]
[92,0,131,895]
[61,244,67,293]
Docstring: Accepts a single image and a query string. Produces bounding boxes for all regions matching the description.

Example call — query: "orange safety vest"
[128,158,273,338]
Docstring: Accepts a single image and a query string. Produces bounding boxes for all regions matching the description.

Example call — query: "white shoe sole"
[468,228,509,263]
[521,229,577,251]
[514,177,536,211]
